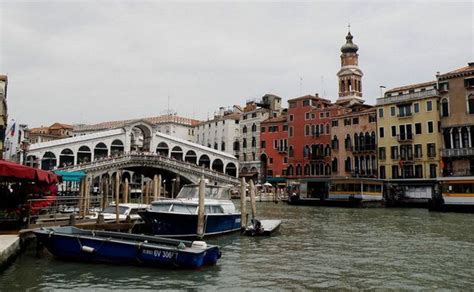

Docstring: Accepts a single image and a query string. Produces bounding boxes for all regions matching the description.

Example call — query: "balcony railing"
[376,89,437,105]
[397,112,413,118]
[397,133,414,142]
[442,148,474,157]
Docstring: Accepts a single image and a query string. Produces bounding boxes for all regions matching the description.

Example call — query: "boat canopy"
[176,185,231,200]
[0,159,59,184]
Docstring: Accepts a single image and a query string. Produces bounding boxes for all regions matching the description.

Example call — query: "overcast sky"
[0,1,472,127]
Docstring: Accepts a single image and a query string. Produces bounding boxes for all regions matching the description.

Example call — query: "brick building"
[286,94,345,197]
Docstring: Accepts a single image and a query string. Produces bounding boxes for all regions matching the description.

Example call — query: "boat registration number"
[142,249,177,259]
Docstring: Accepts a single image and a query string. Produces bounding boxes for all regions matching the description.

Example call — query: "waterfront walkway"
[0,235,20,269]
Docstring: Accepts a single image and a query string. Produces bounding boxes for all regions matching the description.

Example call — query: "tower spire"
[336,27,364,105]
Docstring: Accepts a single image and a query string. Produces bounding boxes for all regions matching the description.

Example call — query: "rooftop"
[262,115,287,124]
[438,62,474,80]
[385,81,437,95]
[74,114,201,132]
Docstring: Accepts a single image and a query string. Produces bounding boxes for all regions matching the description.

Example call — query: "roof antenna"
[348,23,351,33]
[299,77,303,95]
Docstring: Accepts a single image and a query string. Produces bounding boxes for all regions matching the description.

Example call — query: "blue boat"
[139,184,241,238]
[34,226,221,269]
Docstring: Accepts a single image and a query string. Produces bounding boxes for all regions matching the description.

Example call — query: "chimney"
[469,62,474,67]
[315,93,319,97]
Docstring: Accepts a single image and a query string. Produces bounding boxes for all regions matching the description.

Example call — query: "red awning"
[0,160,59,184]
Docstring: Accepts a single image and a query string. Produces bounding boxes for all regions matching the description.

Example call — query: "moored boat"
[139,184,241,238]
[34,226,221,269]
[430,177,474,212]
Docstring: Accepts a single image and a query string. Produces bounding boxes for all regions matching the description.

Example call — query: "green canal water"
[1,203,473,290]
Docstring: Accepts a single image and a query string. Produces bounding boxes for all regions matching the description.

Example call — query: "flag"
[9,122,15,136]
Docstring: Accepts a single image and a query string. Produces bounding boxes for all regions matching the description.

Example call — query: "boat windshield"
[176,185,230,200]
[103,206,128,215]
[171,204,197,214]
[151,203,172,212]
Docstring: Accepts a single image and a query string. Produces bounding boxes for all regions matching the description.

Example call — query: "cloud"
[0,1,472,126]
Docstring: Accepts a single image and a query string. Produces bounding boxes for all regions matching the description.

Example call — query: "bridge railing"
[58,153,239,183]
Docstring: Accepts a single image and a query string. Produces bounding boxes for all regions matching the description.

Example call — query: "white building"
[193,106,242,156]
[236,94,283,182]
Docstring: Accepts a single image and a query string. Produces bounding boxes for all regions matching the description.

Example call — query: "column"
[450,128,454,149]
[468,128,472,148]
[459,127,463,148]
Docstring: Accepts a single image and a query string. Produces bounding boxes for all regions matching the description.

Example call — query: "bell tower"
[336,26,364,105]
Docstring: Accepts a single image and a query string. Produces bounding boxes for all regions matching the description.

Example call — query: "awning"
[266,177,287,183]
[54,170,86,182]
[0,159,59,184]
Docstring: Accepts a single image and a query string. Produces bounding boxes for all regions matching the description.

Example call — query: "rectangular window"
[429,164,437,178]
[428,121,434,133]
[391,146,398,160]
[261,141,266,148]
[311,113,315,119]
[427,143,436,158]
[261,127,266,133]
[289,102,297,108]
[289,115,294,121]
[378,108,384,118]
[369,115,376,123]
[414,103,419,113]
[326,112,330,117]
[344,119,351,126]
[303,100,310,106]
[305,112,310,120]
[415,165,423,178]
[426,100,433,111]
[332,120,338,127]
[289,127,294,137]
[378,147,386,160]
[392,165,399,179]
[379,127,384,138]
[415,123,422,134]
[379,166,386,179]
[353,117,359,124]
[320,113,324,119]
[391,126,397,137]
[468,98,474,114]
[283,125,288,131]
[273,140,278,149]
[390,106,396,116]
[415,144,422,158]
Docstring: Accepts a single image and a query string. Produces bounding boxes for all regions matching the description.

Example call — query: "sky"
[0,1,472,127]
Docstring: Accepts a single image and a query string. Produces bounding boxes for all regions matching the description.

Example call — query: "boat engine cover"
[191,241,207,249]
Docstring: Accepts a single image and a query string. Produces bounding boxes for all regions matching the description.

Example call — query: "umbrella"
[255,183,262,188]
[263,182,272,187]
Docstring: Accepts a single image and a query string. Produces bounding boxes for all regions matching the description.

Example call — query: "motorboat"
[34,226,221,269]
[138,184,241,238]
[90,203,149,222]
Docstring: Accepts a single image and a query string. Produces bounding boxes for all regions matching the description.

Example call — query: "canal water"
[1,203,473,290]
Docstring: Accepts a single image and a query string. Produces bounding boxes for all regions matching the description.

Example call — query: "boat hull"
[139,211,241,238]
[34,227,220,269]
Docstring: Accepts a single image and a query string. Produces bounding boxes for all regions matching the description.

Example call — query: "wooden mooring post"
[115,173,120,224]
[153,175,159,202]
[249,179,257,223]
[196,176,206,238]
[240,177,247,230]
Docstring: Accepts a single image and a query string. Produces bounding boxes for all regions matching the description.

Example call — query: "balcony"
[277,147,288,153]
[376,89,437,105]
[397,133,414,142]
[352,145,376,153]
[400,155,414,164]
[442,147,474,157]
[397,112,413,118]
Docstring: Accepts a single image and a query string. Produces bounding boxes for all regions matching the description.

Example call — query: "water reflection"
[1,203,473,290]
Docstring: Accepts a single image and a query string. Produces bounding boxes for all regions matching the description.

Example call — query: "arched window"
[304,164,310,176]
[365,132,371,150]
[468,94,474,114]
[359,132,365,151]
[345,157,352,172]
[289,146,294,157]
[305,125,310,136]
[251,137,256,147]
[242,126,247,134]
[296,164,302,176]
[345,134,352,150]
[242,138,247,148]
[441,98,449,117]
[332,135,339,150]
[287,165,294,176]
[354,133,359,151]
[332,158,338,172]
[371,132,376,150]
[251,123,257,132]
[221,141,226,151]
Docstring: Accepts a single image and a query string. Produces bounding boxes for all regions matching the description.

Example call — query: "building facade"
[0,75,7,159]
[260,114,288,183]
[286,94,344,197]
[194,107,241,156]
[438,62,474,176]
[376,81,442,203]
[331,106,377,178]
[236,94,282,182]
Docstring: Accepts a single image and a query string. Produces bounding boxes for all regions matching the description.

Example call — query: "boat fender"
[191,241,207,250]
[81,245,95,253]
[177,241,186,249]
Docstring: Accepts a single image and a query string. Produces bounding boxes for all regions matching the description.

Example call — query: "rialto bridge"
[27,120,239,187]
